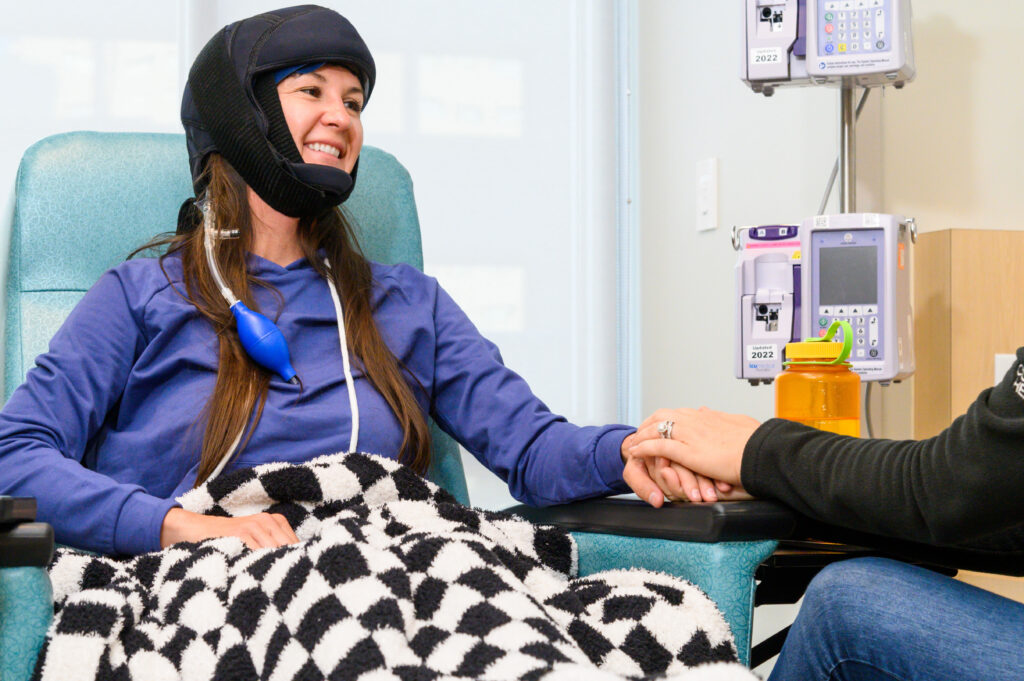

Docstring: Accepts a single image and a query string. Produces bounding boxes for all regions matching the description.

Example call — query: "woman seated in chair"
[0,6,660,556]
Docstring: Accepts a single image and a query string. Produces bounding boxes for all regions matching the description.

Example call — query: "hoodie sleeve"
[0,268,178,555]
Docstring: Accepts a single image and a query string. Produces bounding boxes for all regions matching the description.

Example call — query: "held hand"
[160,507,300,550]
[621,440,666,507]
[629,407,761,487]
[622,433,732,505]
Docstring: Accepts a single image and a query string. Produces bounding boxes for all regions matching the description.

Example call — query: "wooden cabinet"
[912,229,1024,438]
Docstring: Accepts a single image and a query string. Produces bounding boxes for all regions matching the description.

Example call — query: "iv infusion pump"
[735,214,915,384]
[734,225,802,383]
[801,213,914,383]
[742,0,915,95]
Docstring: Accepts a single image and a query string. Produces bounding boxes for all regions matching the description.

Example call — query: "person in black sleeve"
[623,347,1024,681]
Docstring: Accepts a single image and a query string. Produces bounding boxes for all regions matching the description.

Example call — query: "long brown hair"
[133,155,432,485]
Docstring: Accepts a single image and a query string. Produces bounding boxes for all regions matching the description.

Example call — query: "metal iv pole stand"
[839,79,877,435]
[839,79,856,214]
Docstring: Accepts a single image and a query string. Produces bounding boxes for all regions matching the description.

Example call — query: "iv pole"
[839,80,855,213]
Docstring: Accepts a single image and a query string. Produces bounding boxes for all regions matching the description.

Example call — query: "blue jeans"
[768,557,1024,681]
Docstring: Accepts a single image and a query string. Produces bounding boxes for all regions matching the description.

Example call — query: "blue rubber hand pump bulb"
[230,301,298,384]
[200,199,299,384]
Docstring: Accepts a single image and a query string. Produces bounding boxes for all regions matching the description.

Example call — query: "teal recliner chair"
[0,132,784,681]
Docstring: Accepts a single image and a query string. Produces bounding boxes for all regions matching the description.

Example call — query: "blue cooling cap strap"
[273,62,326,84]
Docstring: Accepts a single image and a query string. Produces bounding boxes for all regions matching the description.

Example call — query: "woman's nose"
[321,102,352,129]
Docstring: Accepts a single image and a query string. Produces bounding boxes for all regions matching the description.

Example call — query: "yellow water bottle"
[775,320,861,437]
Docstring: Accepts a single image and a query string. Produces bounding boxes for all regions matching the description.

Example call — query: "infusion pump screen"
[818,246,878,305]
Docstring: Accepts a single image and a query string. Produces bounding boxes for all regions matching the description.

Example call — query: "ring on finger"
[657,420,674,439]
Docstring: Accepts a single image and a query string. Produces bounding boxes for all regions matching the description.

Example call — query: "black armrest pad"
[0,496,37,527]
[0,522,54,568]
[505,498,798,543]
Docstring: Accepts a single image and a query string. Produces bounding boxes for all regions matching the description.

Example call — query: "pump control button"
[825,23,834,33]
[869,349,879,357]
[819,329,828,337]
[819,317,829,327]
[825,12,834,21]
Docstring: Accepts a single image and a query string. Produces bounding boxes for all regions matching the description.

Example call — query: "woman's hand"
[629,407,761,488]
[622,424,735,505]
[160,507,300,550]
[622,437,724,504]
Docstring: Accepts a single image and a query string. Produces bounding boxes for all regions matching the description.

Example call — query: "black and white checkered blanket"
[36,453,755,680]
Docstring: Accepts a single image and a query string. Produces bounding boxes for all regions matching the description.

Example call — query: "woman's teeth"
[307,142,341,158]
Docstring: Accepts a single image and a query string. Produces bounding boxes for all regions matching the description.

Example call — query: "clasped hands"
[620,407,761,507]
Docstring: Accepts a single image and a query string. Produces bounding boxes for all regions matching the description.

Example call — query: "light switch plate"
[696,157,718,232]
[995,353,1016,385]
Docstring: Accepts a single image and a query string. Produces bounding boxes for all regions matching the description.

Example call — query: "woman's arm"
[0,267,177,554]
[630,349,1024,546]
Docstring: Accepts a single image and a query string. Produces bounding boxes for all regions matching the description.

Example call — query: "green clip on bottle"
[775,320,861,437]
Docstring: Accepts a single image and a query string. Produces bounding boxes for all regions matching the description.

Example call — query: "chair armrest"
[0,524,54,568]
[1,497,55,568]
[505,497,798,542]
[792,519,1024,576]
[0,497,37,526]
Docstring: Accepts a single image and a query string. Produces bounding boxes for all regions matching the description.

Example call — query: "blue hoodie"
[0,253,631,555]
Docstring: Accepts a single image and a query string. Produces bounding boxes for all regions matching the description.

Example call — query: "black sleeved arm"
[741,347,1024,546]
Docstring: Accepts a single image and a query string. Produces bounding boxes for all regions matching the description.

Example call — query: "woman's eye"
[345,100,364,114]
[299,86,321,97]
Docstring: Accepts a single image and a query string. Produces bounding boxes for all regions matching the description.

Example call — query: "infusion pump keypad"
[819,0,891,56]
[817,306,881,359]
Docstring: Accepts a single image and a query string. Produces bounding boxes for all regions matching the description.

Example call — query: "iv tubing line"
[200,199,361,478]
[207,419,247,482]
[325,259,360,455]
[201,200,240,306]
[864,381,874,438]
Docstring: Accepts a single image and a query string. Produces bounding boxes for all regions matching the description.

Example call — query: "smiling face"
[276,65,365,174]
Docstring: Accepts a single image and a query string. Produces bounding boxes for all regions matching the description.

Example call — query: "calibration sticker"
[746,344,777,362]
[1014,363,1024,402]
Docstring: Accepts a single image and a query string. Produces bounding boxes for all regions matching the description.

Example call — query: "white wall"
[882,2,1024,231]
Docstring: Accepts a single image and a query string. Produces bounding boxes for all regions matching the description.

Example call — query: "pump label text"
[750,47,783,65]
[746,344,778,362]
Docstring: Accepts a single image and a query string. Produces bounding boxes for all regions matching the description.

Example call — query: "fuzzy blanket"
[35,453,755,681]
